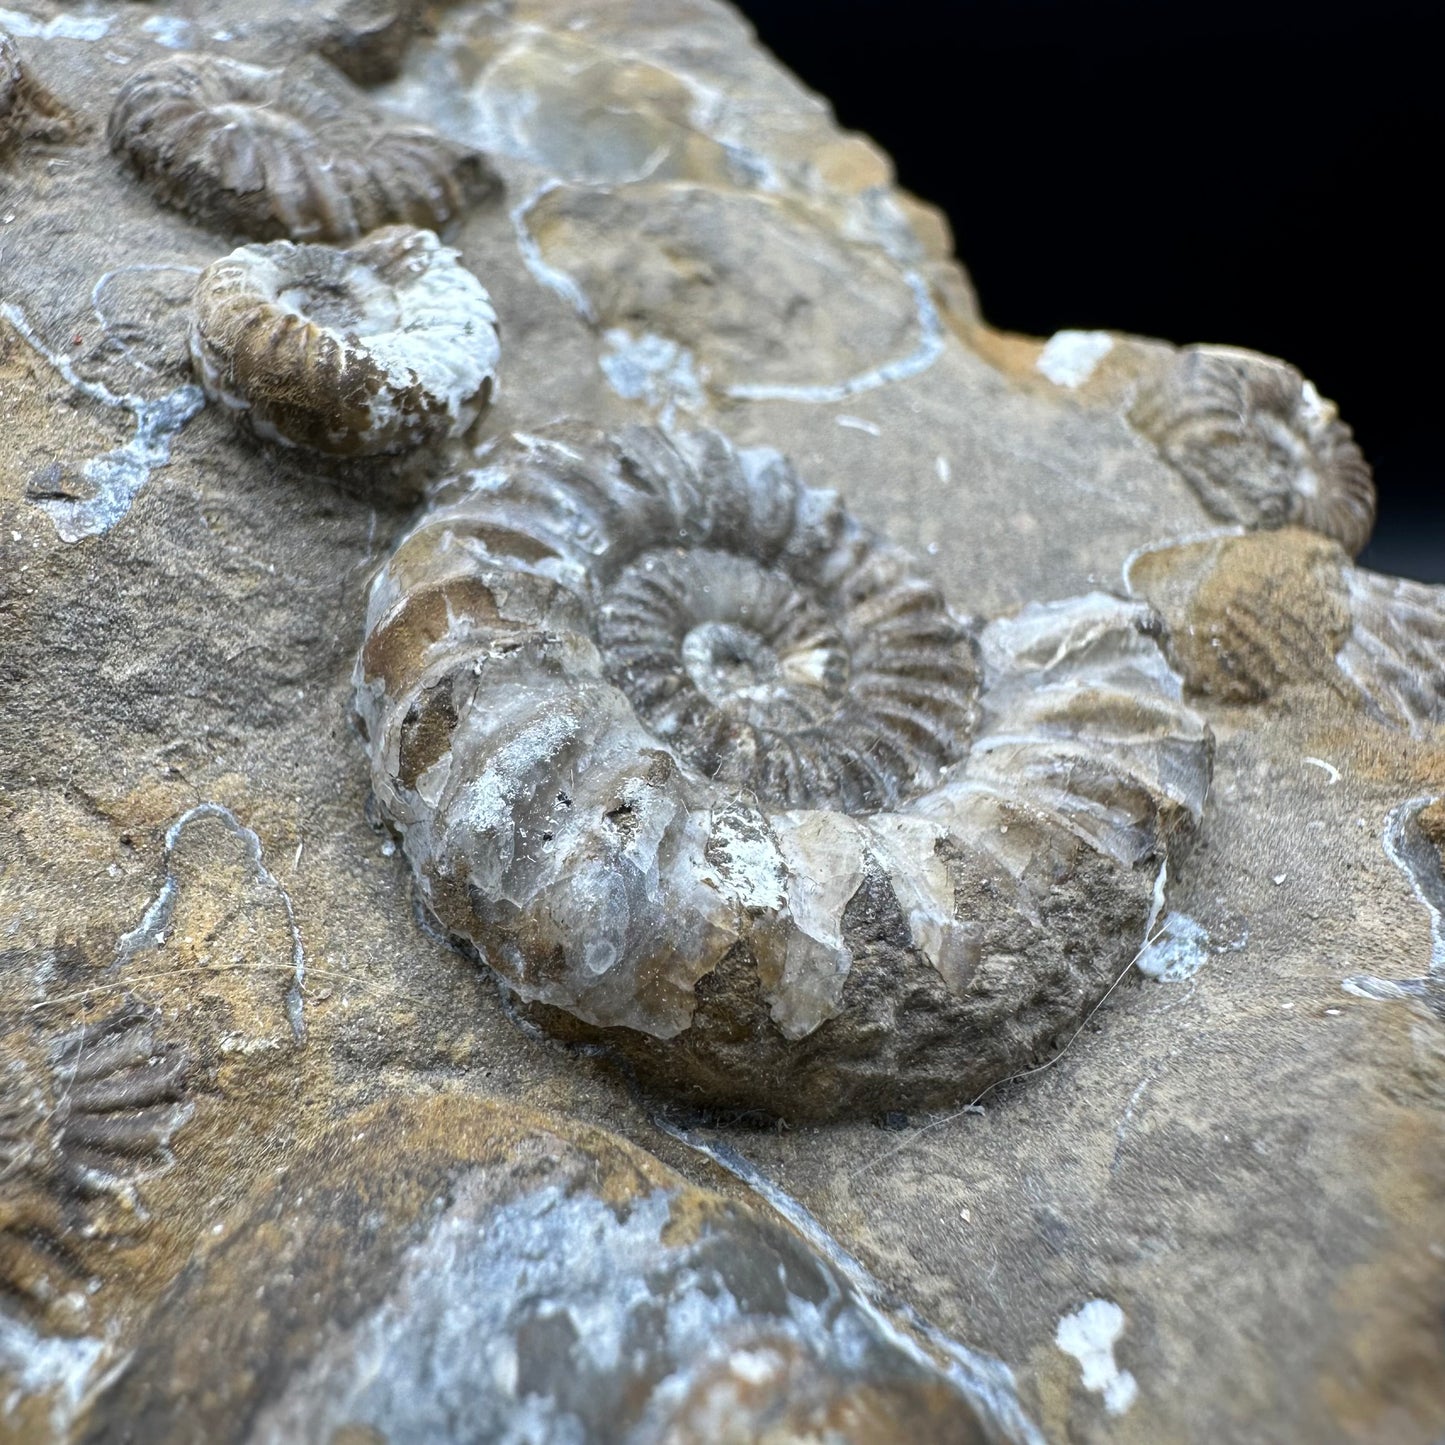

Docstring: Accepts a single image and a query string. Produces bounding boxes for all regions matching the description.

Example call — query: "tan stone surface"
[1,1,1442,1441]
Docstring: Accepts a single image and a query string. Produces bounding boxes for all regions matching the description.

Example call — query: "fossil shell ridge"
[356,424,1212,1117]
[1130,344,1376,555]
[188,225,501,457]
[107,52,500,243]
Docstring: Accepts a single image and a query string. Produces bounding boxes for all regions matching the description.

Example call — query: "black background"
[732,0,1442,581]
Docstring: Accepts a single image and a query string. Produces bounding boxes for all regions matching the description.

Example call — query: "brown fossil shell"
[356,424,1213,1118]
[1129,529,1445,736]
[188,225,501,456]
[1130,345,1376,555]
[107,52,500,242]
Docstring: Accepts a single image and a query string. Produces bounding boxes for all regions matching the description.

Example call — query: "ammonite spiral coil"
[356,425,1212,1118]
[107,52,499,242]
[1130,344,1376,555]
[188,226,501,456]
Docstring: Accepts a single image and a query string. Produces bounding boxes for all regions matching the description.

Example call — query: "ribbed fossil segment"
[1,999,192,1330]
[44,1004,192,1196]
[1336,568,1445,736]
[1128,529,1445,736]
[356,424,1212,1117]
[189,226,500,456]
[107,52,499,242]
[1130,345,1376,555]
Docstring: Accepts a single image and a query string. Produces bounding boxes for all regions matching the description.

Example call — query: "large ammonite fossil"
[107,52,499,242]
[355,425,1212,1118]
[1129,344,1376,556]
[189,226,500,456]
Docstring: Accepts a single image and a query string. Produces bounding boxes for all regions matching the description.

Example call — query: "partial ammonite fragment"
[1129,344,1376,555]
[355,424,1213,1118]
[75,1096,1006,1443]
[188,225,500,456]
[0,29,74,154]
[107,52,499,242]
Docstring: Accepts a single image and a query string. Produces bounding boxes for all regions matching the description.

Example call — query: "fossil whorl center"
[188,225,500,456]
[107,52,499,243]
[356,425,1212,1117]
[1130,344,1376,555]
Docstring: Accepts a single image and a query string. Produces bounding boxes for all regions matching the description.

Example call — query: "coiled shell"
[356,425,1212,1118]
[1130,345,1376,555]
[107,52,500,242]
[188,226,501,457]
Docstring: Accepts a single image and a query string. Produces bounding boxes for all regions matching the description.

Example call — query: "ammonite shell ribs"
[1130,344,1377,555]
[188,226,501,456]
[356,425,1212,1117]
[107,52,500,242]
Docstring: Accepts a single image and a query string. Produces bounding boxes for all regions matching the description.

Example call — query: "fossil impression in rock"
[356,424,1212,1118]
[107,52,500,242]
[1129,345,1376,555]
[188,225,500,456]
[0,1000,192,1328]
[77,1095,1000,1443]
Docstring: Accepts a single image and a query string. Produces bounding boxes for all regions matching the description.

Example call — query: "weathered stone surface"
[1,1,1442,1442]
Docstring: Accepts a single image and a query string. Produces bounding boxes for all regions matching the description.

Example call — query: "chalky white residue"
[0,1314,106,1436]
[511,182,597,322]
[1,302,204,544]
[1036,330,1114,389]
[0,7,112,40]
[1135,912,1211,982]
[599,328,705,428]
[1055,1298,1138,1416]
[139,14,192,49]
[113,802,308,1042]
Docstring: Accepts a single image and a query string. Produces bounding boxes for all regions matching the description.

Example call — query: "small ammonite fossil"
[107,52,500,242]
[355,425,1212,1118]
[1129,344,1376,555]
[189,225,501,456]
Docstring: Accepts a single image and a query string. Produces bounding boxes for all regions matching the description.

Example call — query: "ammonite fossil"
[356,425,1212,1118]
[107,52,500,242]
[188,225,501,456]
[77,1095,1004,1443]
[1129,344,1376,555]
